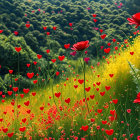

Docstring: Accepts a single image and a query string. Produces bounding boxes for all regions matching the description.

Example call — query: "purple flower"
[70,51,77,56]
[93,27,99,30]
[117,6,121,8]
[84,57,90,63]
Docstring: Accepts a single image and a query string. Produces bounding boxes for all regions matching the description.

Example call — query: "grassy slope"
[0,36,140,139]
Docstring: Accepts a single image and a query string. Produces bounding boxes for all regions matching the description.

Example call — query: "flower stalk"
[83,58,90,114]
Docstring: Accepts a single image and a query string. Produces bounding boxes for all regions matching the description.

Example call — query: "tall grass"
[0,36,140,139]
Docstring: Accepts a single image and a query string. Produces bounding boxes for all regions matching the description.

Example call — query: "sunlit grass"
[0,36,140,139]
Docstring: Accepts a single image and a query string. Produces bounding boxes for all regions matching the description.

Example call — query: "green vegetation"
[126,0,140,14]
[0,0,138,92]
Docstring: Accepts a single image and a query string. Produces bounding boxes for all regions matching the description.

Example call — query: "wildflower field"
[0,0,140,139]
[0,35,140,139]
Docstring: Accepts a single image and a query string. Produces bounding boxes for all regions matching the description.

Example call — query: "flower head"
[127,12,140,28]
[133,92,140,104]
[70,51,77,56]
[84,57,90,63]
[72,41,89,51]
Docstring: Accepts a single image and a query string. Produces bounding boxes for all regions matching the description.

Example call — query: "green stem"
[18,53,19,78]
[79,58,84,70]
[83,55,90,114]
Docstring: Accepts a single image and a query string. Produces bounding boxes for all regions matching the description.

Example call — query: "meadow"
[0,35,140,139]
[0,0,140,140]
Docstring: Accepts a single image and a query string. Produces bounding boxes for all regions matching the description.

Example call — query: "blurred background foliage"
[125,0,140,14]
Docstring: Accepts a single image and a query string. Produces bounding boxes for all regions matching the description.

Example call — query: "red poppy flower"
[46,32,50,35]
[56,71,59,76]
[93,19,97,23]
[53,27,57,30]
[92,14,97,18]
[0,30,3,33]
[69,23,73,27]
[72,41,89,51]
[14,31,18,36]
[26,24,30,28]
[9,70,13,74]
[81,125,89,131]
[127,13,140,28]
[7,132,14,138]
[43,26,47,30]
[15,47,21,52]
[64,44,70,49]
[105,129,114,135]
[133,92,140,104]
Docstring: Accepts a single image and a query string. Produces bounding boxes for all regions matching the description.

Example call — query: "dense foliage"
[0,0,136,48]
[126,0,140,14]
[0,1,139,139]
[0,0,138,92]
